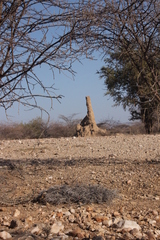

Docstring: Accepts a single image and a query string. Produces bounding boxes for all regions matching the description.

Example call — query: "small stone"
[116,220,141,231]
[64,211,71,217]
[113,217,123,225]
[130,228,142,238]
[57,208,63,213]
[146,231,155,240]
[56,212,63,218]
[3,221,10,227]
[119,207,124,215]
[70,208,75,214]
[156,216,160,226]
[110,237,116,240]
[86,206,93,212]
[127,180,132,185]
[138,215,144,221]
[94,215,109,223]
[25,216,33,223]
[50,221,64,234]
[14,209,20,217]
[113,211,120,217]
[31,225,41,234]
[122,232,134,239]
[69,228,85,238]
[152,210,158,216]
[148,219,156,226]
[0,231,12,239]
[68,214,75,223]
[154,196,159,201]
[155,229,160,237]
[102,219,112,227]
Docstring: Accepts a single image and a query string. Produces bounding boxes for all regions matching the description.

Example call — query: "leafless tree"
[0,0,93,116]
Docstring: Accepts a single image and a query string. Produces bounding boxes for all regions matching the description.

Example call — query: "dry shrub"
[0,116,159,140]
[0,123,24,140]
[22,118,48,139]
[47,114,80,138]
[47,122,77,138]
[0,115,79,140]
[110,122,146,135]
[34,184,117,205]
[98,119,146,135]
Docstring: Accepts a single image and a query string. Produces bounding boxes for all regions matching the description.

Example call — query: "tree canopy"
[99,49,160,133]
[96,0,160,133]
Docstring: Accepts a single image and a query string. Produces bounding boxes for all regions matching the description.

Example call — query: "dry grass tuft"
[34,184,117,205]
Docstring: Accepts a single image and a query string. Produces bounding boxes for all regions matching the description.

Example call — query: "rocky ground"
[0,134,160,240]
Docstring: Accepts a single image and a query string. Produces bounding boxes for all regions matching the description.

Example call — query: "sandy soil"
[0,134,160,239]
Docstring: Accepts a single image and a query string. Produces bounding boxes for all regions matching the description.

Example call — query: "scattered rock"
[127,180,132,185]
[14,209,20,217]
[113,211,120,217]
[148,219,156,226]
[102,219,112,227]
[94,215,109,223]
[0,231,12,239]
[69,228,85,238]
[68,214,75,223]
[152,210,158,216]
[116,219,141,231]
[3,221,10,227]
[130,228,142,238]
[31,225,41,234]
[50,221,64,234]
[154,196,159,201]
[146,231,155,240]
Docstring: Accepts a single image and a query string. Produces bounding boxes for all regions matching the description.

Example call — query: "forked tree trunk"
[76,96,107,137]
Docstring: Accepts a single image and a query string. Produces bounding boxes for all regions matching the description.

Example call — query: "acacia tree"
[70,0,160,133]
[99,50,160,133]
[108,0,160,133]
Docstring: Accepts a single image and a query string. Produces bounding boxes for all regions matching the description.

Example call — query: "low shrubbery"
[0,116,80,140]
[0,115,159,140]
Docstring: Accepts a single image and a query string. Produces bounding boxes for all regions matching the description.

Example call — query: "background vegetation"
[0,115,159,140]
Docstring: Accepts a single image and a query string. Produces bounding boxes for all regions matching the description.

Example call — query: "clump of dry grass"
[33,184,117,205]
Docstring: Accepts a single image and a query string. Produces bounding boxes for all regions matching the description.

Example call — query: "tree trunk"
[144,109,153,134]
